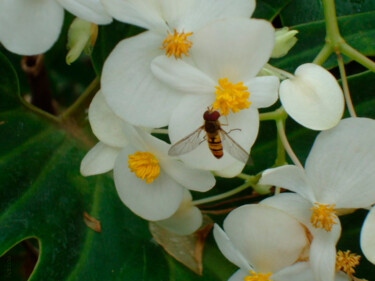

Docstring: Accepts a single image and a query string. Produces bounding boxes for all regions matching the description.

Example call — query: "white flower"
[81,91,215,221]
[260,117,375,281]
[151,18,279,176]
[100,0,255,127]
[279,63,345,130]
[213,204,312,281]
[0,0,112,55]
[155,189,202,235]
[360,206,375,265]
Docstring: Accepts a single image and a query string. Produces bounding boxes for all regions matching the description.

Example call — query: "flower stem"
[313,43,333,65]
[263,63,294,80]
[259,106,287,121]
[192,175,259,206]
[276,118,303,168]
[339,43,375,72]
[337,53,357,117]
[61,78,100,121]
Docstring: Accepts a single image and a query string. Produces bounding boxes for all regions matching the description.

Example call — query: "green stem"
[237,173,252,180]
[274,132,286,167]
[340,43,375,72]
[192,176,259,206]
[259,106,287,121]
[322,0,342,44]
[263,63,294,80]
[313,43,333,65]
[61,78,100,121]
[276,118,303,168]
[337,53,357,117]
[20,98,61,123]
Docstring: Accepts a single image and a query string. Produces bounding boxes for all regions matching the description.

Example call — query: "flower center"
[212,78,251,116]
[335,250,360,277]
[243,271,272,281]
[162,29,193,59]
[310,203,337,231]
[128,151,160,184]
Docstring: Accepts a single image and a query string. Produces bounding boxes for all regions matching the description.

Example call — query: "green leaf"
[253,0,292,20]
[280,0,375,26]
[272,11,375,71]
[0,52,232,280]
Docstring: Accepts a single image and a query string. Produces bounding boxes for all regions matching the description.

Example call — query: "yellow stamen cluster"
[336,250,361,277]
[310,203,337,231]
[213,78,251,116]
[243,271,272,281]
[162,29,193,59]
[128,151,160,184]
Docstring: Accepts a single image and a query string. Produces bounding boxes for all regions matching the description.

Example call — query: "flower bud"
[271,27,298,58]
[66,18,98,65]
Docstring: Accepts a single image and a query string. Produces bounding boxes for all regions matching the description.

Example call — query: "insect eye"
[210,111,220,121]
[203,110,210,120]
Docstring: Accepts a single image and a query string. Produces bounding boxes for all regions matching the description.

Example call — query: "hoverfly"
[168,109,249,163]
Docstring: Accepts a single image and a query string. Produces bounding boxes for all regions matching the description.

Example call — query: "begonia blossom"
[260,117,375,281]
[151,18,279,176]
[279,63,345,130]
[213,204,313,281]
[0,0,111,55]
[81,91,215,221]
[100,0,256,127]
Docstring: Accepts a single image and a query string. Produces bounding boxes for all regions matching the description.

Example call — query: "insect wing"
[168,126,205,156]
[219,129,249,163]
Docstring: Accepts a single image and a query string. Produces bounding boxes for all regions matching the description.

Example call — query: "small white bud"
[271,27,298,58]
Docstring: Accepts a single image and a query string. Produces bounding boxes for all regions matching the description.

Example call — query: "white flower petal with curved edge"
[114,147,184,221]
[361,206,375,264]
[227,269,250,281]
[192,18,274,83]
[80,142,121,176]
[244,76,279,109]
[260,165,316,202]
[101,31,183,127]
[151,56,215,95]
[57,0,112,24]
[178,0,255,32]
[305,118,375,207]
[309,223,341,281]
[156,190,202,235]
[168,94,258,173]
[280,63,344,131]
[130,127,216,192]
[213,225,253,271]
[100,0,165,31]
[223,205,308,273]
[260,193,314,234]
[89,91,128,147]
[214,161,247,178]
[0,0,64,55]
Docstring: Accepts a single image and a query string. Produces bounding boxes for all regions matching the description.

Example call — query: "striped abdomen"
[207,133,223,159]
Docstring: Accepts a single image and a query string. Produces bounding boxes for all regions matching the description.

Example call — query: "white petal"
[101,31,183,127]
[151,55,215,95]
[305,117,375,207]
[100,0,165,30]
[168,94,258,172]
[360,206,375,264]
[57,0,112,24]
[177,0,255,31]
[214,161,246,178]
[213,224,253,271]
[260,165,316,202]
[244,76,279,109]
[0,0,64,55]
[156,190,202,235]
[279,63,344,130]
[260,193,314,234]
[223,204,309,273]
[309,224,341,281]
[192,18,274,83]
[80,142,121,176]
[89,91,128,147]
[273,262,314,281]
[227,269,251,281]
[114,146,184,221]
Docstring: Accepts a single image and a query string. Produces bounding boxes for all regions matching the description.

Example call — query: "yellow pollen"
[243,271,272,281]
[336,250,361,277]
[162,29,193,59]
[310,203,337,231]
[128,151,160,184]
[213,78,251,116]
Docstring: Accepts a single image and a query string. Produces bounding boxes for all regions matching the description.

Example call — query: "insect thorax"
[204,120,220,134]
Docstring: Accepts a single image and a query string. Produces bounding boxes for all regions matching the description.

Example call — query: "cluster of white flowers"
[3,0,375,280]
